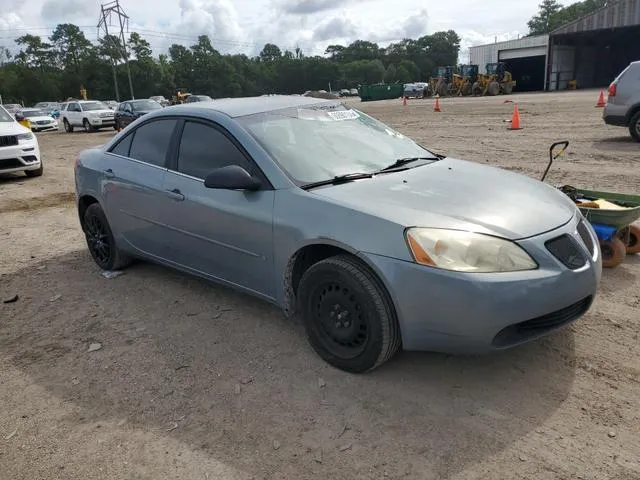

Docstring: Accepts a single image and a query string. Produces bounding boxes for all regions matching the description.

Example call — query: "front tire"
[297,255,401,373]
[63,118,74,133]
[83,203,132,271]
[624,225,640,255]
[600,238,626,268]
[629,111,640,142]
[83,119,93,133]
[25,161,43,178]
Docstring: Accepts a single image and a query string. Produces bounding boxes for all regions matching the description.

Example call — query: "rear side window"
[128,119,178,167]
[110,133,133,157]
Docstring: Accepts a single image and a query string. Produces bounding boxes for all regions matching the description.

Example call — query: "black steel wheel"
[297,255,401,373]
[83,203,131,271]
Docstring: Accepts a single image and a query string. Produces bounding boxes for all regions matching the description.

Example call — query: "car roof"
[167,95,341,118]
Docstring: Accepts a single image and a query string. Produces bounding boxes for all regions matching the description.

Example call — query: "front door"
[101,118,180,259]
[160,119,275,299]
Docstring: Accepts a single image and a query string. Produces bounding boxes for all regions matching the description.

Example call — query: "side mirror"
[204,165,261,191]
[15,113,24,121]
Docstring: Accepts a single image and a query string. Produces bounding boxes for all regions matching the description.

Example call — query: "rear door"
[102,118,180,259]
[159,119,276,298]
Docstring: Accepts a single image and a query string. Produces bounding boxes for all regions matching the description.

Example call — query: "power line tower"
[97,0,134,101]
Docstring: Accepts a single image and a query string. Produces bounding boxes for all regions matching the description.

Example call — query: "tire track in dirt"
[0,191,75,214]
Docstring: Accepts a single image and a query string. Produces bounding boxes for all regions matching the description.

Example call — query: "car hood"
[86,110,114,115]
[0,120,30,135]
[311,157,576,240]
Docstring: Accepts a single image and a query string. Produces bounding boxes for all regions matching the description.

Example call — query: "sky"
[0,0,573,61]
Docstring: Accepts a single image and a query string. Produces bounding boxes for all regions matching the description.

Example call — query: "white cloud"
[0,0,562,58]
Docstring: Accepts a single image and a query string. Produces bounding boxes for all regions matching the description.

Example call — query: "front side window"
[238,103,436,185]
[176,121,248,179]
[128,119,178,167]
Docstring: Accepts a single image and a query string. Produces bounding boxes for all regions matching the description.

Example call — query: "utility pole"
[97,0,134,101]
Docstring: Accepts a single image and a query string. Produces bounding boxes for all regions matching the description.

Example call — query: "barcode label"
[326,110,360,121]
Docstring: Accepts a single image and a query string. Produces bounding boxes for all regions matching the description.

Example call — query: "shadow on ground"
[0,250,580,479]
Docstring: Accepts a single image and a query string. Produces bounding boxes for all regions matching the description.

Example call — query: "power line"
[98,0,134,101]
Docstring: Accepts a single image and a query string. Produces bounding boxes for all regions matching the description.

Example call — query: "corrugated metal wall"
[552,0,640,35]
[469,35,549,73]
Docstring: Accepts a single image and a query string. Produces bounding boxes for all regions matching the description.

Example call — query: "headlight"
[16,132,34,141]
[405,227,538,273]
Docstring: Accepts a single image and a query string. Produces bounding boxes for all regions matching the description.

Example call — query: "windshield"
[22,110,47,117]
[82,101,109,111]
[238,103,436,185]
[0,106,14,122]
[133,100,162,110]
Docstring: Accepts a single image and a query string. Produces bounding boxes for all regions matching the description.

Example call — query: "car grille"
[492,296,593,348]
[0,135,18,147]
[545,234,587,270]
[0,158,23,169]
[36,120,51,125]
[99,112,113,118]
[576,220,596,257]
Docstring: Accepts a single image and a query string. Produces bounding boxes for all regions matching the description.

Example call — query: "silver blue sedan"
[74,95,602,372]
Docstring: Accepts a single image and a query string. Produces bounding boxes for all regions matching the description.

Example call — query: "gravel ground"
[1,89,639,480]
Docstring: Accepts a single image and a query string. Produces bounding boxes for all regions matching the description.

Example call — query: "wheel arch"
[626,103,640,124]
[282,241,399,323]
[77,194,100,229]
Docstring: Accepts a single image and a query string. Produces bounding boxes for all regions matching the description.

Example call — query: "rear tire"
[83,203,132,271]
[487,81,500,96]
[629,111,640,142]
[296,254,401,373]
[600,238,626,268]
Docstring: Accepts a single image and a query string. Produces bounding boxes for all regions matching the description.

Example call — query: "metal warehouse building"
[469,0,640,92]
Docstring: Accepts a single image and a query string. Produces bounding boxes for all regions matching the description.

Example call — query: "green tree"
[384,64,397,83]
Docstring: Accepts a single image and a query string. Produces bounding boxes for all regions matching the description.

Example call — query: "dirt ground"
[1,90,639,480]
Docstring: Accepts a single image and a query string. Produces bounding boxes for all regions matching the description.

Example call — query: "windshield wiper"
[377,156,439,172]
[300,172,374,190]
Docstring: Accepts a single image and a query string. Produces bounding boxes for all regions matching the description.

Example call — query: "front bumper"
[0,139,42,174]
[31,122,58,132]
[361,213,601,354]
[88,117,115,127]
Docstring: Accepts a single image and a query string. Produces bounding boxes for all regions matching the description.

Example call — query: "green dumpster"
[358,83,404,102]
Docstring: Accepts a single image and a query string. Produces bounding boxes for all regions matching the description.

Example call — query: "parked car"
[604,60,640,142]
[60,100,115,133]
[185,95,213,103]
[105,100,119,110]
[17,108,58,132]
[74,96,601,373]
[3,103,23,115]
[0,105,43,177]
[149,95,170,107]
[350,88,359,96]
[33,101,59,111]
[114,99,163,130]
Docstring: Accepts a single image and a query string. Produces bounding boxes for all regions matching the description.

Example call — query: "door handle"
[104,168,115,178]
[166,188,185,201]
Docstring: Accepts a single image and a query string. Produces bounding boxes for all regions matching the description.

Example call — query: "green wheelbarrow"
[542,141,640,268]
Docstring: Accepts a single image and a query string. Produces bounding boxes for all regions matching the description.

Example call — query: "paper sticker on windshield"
[326,110,359,121]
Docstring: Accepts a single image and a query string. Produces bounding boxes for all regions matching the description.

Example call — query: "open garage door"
[501,56,546,92]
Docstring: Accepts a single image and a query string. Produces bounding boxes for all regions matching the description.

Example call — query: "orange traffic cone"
[403,96,407,106]
[595,90,606,107]
[508,104,522,130]
[434,97,441,112]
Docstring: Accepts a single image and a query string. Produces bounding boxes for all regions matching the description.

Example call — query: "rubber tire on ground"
[629,111,640,142]
[83,203,132,271]
[114,120,120,131]
[487,81,500,96]
[296,254,401,373]
[600,237,626,268]
[624,224,640,255]
[25,161,43,178]
[63,118,74,133]
[83,119,93,133]
[502,82,514,95]
[472,82,482,96]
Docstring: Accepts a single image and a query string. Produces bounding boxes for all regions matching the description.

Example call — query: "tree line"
[527,0,609,35]
[0,24,460,106]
